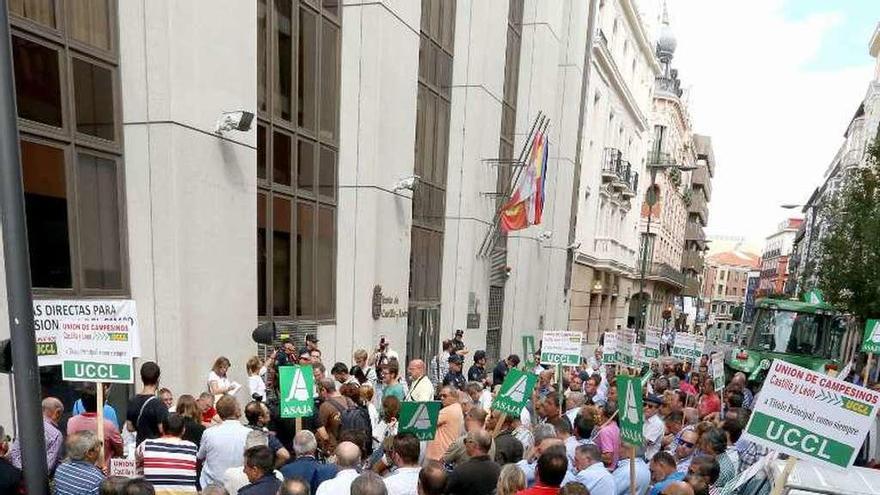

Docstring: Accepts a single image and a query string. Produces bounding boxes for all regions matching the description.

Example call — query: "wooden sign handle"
[770,456,796,495]
[492,413,507,438]
[97,381,105,468]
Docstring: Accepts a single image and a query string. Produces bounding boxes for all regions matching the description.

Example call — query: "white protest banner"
[540,331,583,366]
[34,299,141,367]
[110,458,138,478]
[617,328,637,367]
[643,328,661,361]
[602,331,618,365]
[711,353,725,391]
[672,332,702,362]
[743,359,880,469]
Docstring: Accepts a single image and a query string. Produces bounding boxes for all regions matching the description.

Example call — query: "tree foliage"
[814,141,880,320]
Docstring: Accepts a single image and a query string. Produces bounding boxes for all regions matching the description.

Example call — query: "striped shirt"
[55,460,105,495]
[138,437,199,494]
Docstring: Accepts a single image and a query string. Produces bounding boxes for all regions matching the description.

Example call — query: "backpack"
[329,398,372,436]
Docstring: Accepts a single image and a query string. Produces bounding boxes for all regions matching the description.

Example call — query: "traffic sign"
[492,368,537,416]
[862,319,880,353]
[743,359,880,469]
[617,374,644,446]
[399,401,441,440]
[540,331,583,366]
[279,365,315,418]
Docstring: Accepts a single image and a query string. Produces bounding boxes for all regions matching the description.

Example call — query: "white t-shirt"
[248,367,267,401]
[207,371,240,399]
[643,414,665,461]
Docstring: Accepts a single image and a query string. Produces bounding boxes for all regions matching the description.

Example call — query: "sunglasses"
[679,440,695,449]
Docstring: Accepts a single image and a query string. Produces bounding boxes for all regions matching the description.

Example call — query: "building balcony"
[691,165,712,201]
[647,149,677,167]
[688,192,708,225]
[655,74,683,98]
[682,250,705,273]
[602,148,639,197]
[645,262,686,289]
[682,275,702,297]
[685,222,705,242]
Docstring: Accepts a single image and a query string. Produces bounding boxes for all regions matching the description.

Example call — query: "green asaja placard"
[399,401,441,440]
[863,319,880,353]
[279,365,315,418]
[492,368,537,417]
[617,374,644,446]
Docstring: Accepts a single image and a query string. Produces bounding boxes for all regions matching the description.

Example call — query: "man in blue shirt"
[612,445,651,495]
[570,444,616,495]
[648,452,685,495]
[280,430,336,494]
[240,445,283,495]
[55,431,105,495]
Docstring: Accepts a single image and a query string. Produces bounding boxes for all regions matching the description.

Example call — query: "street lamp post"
[636,157,696,335]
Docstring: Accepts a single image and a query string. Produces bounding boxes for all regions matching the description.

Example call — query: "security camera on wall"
[215,110,255,134]
[393,175,420,193]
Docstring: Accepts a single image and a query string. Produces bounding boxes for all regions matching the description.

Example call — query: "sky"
[639,0,877,250]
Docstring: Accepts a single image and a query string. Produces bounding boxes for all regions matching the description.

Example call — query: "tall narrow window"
[11,0,127,295]
[258,0,339,321]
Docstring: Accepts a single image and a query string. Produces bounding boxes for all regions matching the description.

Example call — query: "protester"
[564,392,586,426]
[315,441,362,495]
[208,356,241,398]
[197,395,251,487]
[648,452,685,495]
[245,400,291,467]
[383,432,422,495]
[316,378,356,451]
[371,336,399,369]
[493,354,521,387]
[9,397,63,472]
[430,340,454,386]
[465,381,493,412]
[444,407,494,466]
[0,425,22,493]
[701,425,738,489]
[570,444,615,495]
[55,431,105,495]
[137,414,198,493]
[515,425,562,487]
[468,351,488,384]
[127,361,170,445]
[280,430,336,493]
[447,429,501,495]
[697,378,720,419]
[418,461,449,495]
[515,447,569,495]
[381,363,407,403]
[683,455,718,495]
[451,329,469,355]
[238,445,282,495]
[590,404,621,470]
[673,429,699,474]
[355,349,379,386]
[374,395,401,449]
[67,385,124,466]
[175,394,206,446]
[612,445,650,495]
[223,430,284,494]
[488,410,525,465]
[73,383,120,426]
[280,478,310,495]
[643,394,665,461]
[497,464,527,495]
[426,386,465,461]
[406,359,435,401]
[198,392,219,426]
[247,354,274,401]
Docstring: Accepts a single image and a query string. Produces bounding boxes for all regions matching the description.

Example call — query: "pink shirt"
[595,420,621,470]
[426,402,463,461]
[67,413,122,466]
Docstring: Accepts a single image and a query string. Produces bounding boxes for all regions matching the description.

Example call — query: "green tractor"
[725,298,846,382]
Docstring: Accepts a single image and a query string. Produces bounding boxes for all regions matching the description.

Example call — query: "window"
[410,0,455,305]
[258,0,339,321]
[11,1,126,295]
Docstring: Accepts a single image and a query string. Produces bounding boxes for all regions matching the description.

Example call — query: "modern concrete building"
[702,250,759,321]
[567,0,659,343]
[757,218,803,296]
[0,0,629,427]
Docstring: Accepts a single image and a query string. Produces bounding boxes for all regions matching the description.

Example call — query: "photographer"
[369,336,399,369]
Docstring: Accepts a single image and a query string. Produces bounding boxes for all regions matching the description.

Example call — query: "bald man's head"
[660,481,694,495]
[42,397,63,422]
[408,360,426,379]
[335,441,362,469]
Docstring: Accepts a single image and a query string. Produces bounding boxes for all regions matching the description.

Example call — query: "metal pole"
[0,2,49,493]
[637,167,658,334]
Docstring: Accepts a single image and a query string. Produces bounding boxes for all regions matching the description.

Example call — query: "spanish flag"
[500,132,549,232]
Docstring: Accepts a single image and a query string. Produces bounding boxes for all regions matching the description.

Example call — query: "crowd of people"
[0,331,769,495]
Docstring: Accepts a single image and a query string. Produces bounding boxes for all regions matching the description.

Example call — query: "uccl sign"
[744,359,880,469]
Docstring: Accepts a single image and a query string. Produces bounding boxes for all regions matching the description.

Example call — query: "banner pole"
[864,352,873,387]
[629,447,636,495]
[558,363,564,412]
[770,456,796,495]
[492,413,507,438]
[97,382,105,469]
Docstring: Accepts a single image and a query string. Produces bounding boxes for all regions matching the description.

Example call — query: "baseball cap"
[305,333,319,343]
[645,394,664,406]
[448,354,463,364]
